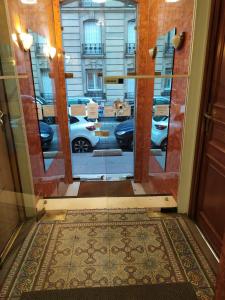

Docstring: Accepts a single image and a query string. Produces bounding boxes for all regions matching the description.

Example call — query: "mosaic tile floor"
[0,209,216,300]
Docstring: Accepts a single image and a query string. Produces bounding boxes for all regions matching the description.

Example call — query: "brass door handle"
[204,113,213,120]
[0,111,4,127]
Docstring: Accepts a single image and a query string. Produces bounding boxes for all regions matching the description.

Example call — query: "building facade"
[60,0,136,104]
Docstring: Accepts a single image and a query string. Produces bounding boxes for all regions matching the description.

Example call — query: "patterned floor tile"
[43,267,69,290]
[1,209,216,300]
[67,265,110,288]
[50,239,74,268]
[71,237,109,267]
[108,211,148,222]
[66,211,109,223]
[110,236,148,265]
[108,224,143,239]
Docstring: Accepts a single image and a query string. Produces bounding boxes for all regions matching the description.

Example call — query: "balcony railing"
[82,43,104,56]
[124,92,135,100]
[79,0,104,7]
[126,43,136,55]
[85,91,106,99]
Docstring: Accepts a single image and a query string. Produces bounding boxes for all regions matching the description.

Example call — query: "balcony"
[85,91,106,99]
[82,43,104,56]
[124,92,135,100]
[79,0,104,7]
[125,43,136,56]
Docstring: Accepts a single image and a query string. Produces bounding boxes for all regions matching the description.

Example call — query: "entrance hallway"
[0,209,216,299]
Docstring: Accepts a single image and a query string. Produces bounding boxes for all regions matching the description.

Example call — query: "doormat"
[21,282,197,300]
[1,209,216,300]
[78,181,134,197]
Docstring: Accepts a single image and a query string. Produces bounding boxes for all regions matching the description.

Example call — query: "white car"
[69,116,99,153]
[151,116,169,151]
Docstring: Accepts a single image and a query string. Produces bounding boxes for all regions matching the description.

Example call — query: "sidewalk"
[72,151,134,178]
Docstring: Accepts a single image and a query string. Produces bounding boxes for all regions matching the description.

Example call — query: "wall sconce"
[43,45,57,59]
[19,32,33,51]
[12,32,33,51]
[149,46,157,59]
[172,32,185,50]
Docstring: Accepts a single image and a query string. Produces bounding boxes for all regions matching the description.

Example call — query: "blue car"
[39,121,54,149]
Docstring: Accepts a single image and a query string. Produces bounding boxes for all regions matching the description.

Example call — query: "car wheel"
[72,138,92,153]
[160,139,168,152]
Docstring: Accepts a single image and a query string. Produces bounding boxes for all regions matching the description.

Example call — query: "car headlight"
[41,133,50,138]
[116,131,126,136]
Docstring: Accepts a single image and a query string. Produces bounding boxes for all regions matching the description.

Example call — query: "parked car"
[39,121,54,150]
[36,97,55,125]
[114,117,168,151]
[68,97,96,106]
[151,116,169,151]
[153,96,170,106]
[69,116,99,153]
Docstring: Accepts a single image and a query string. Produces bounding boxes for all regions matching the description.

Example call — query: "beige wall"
[177,0,211,213]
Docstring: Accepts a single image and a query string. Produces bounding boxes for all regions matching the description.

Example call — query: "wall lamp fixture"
[12,32,33,51]
[43,45,57,59]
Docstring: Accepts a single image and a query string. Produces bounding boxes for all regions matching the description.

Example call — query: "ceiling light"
[165,0,180,2]
[20,0,37,4]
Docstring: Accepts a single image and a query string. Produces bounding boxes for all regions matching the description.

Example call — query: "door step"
[93,149,122,156]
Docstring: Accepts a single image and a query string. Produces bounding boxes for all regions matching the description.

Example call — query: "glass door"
[0,0,25,265]
[60,0,137,181]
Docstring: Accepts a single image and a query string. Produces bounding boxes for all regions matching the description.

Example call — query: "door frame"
[188,0,222,219]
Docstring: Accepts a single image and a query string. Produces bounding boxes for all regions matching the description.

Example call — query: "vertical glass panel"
[60,0,137,181]
[150,28,175,172]
[29,31,59,171]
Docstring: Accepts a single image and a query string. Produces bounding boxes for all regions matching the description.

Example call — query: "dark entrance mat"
[21,283,198,300]
[78,180,134,197]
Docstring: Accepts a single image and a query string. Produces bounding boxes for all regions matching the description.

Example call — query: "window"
[127,20,136,55]
[83,20,103,55]
[164,68,172,90]
[86,70,103,91]
[126,68,135,99]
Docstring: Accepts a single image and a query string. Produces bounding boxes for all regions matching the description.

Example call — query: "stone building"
[60,0,136,103]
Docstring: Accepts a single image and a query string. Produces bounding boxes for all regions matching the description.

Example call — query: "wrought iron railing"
[126,43,136,55]
[85,91,106,99]
[82,43,104,56]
